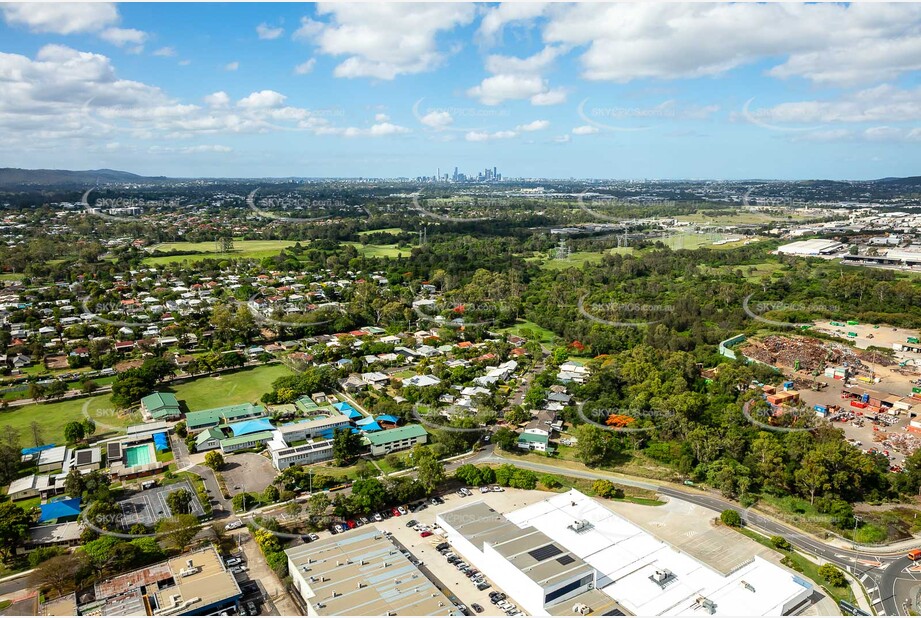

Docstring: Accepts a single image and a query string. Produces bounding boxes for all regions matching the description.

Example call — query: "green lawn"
[342,241,417,258]
[499,320,558,345]
[167,364,292,411]
[0,364,291,446]
[144,239,297,265]
[0,396,142,445]
[0,273,23,281]
[702,262,786,282]
[358,227,405,236]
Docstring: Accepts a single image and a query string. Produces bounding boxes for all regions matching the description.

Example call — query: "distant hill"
[0,168,166,188]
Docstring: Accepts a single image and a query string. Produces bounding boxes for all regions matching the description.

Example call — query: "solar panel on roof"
[76,450,92,465]
[557,555,575,566]
[528,544,562,562]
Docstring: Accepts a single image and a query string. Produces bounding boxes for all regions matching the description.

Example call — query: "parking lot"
[365,487,552,616]
[221,452,276,497]
[116,480,205,527]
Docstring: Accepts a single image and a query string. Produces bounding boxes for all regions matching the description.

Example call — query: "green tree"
[491,427,518,451]
[263,484,280,503]
[204,451,225,470]
[30,553,84,596]
[413,445,445,495]
[720,509,742,527]
[82,418,96,438]
[174,422,188,438]
[156,514,200,551]
[165,488,193,515]
[575,424,615,467]
[332,427,362,466]
[818,563,847,587]
[503,407,531,425]
[350,477,387,514]
[63,420,85,444]
[0,502,32,559]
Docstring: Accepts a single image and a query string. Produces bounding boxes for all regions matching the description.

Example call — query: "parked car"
[479,486,490,493]
[421,530,433,538]
[406,519,418,528]
[332,524,344,534]
[391,508,402,517]
[472,604,484,613]
[490,486,503,492]
[224,520,244,531]
[397,506,408,515]
[373,513,383,522]
[225,558,243,566]
[359,516,370,525]
[436,542,449,551]
[346,520,357,529]
[308,533,319,541]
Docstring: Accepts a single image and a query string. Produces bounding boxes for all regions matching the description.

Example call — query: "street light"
[853,515,862,578]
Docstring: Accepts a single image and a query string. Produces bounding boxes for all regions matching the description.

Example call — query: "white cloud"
[516,120,549,132]
[295,3,476,80]
[468,74,545,106]
[741,85,921,125]
[1,2,119,34]
[374,113,390,122]
[468,46,566,106]
[99,27,148,48]
[256,23,284,40]
[224,61,239,71]
[476,2,549,46]
[294,58,316,75]
[465,130,517,142]
[793,126,921,143]
[553,134,571,143]
[572,125,599,135]
[543,3,921,86]
[153,47,177,57]
[237,90,287,109]
[530,88,567,106]
[204,91,230,108]
[368,122,409,136]
[420,110,453,130]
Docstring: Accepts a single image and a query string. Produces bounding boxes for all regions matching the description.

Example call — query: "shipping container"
[912,386,921,394]
[908,337,920,344]
[847,320,859,326]
[847,332,858,338]
[851,401,868,409]
[783,381,794,389]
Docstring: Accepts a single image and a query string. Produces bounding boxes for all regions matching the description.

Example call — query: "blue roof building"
[229,418,275,437]
[39,498,81,523]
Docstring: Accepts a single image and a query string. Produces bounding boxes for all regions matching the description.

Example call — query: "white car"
[491,486,504,492]
[224,520,244,531]
[397,506,408,515]
[373,513,383,522]
[225,558,243,567]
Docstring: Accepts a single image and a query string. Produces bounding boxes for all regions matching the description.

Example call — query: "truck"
[908,337,920,344]
[909,549,921,561]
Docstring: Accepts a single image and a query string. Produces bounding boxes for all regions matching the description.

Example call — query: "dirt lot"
[221,452,276,497]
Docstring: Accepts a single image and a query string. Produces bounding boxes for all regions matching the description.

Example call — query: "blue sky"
[0,2,918,180]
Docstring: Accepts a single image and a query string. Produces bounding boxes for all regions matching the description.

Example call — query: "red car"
[421,531,433,538]
[346,520,357,529]
[391,507,402,517]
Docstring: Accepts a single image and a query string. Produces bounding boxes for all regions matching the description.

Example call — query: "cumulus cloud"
[572,125,599,135]
[468,46,567,106]
[543,3,921,86]
[237,90,287,109]
[257,23,284,40]
[153,47,177,57]
[99,27,148,49]
[294,3,476,80]
[203,91,230,108]
[0,2,119,34]
[465,130,517,142]
[476,2,549,46]
[740,85,921,125]
[294,58,316,75]
[516,120,549,132]
[419,110,453,130]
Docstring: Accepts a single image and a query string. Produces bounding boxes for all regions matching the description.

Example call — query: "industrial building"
[776,239,844,256]
[438,491,814,616]
[39,545,242,616]
[286,526,461,616]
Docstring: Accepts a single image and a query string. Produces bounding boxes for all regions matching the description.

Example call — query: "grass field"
[0,364,291,446]
[0,396,143,445]
[144,239,296,265]
[702,262,786,282]
[357,227,404,236]
[0,273,23,281]
[167,363,292,411]
[499,319,558,345]
[342,241,417,258]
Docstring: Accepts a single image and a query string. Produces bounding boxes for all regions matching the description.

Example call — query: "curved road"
[471,449,914,616]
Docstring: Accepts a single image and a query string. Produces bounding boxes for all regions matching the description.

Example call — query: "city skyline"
[0,3,919,180]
